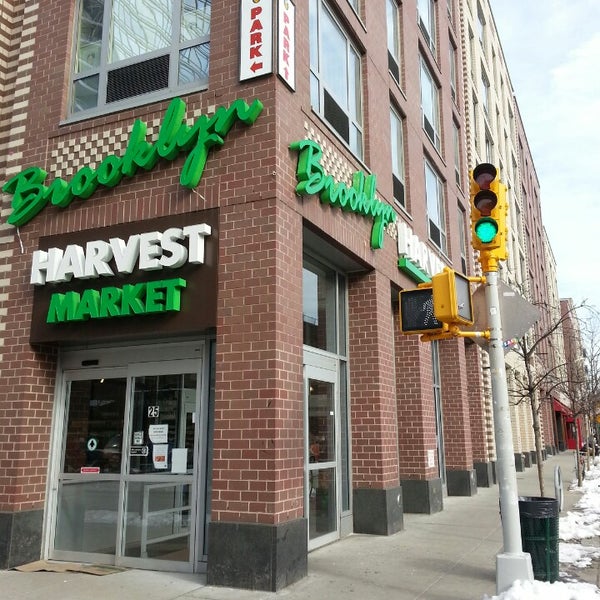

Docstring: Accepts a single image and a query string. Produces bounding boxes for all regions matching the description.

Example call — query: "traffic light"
[399,287,444,334]
[469,163,508,266]
[431,267,474,325]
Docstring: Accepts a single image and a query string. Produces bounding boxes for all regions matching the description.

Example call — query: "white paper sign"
[171,448,188,474]
[149,424,168,444]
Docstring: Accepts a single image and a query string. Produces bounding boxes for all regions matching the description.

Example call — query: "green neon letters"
[289,139,396,249]
[3,97,264,226]
[46,278,187,323]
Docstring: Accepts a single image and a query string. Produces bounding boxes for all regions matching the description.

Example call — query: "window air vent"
[324,89,350,145]
[393,174,405,207]
[107,54,170,103]
[388,51,400,83]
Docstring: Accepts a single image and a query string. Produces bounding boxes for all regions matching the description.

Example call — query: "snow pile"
[561,461,600,542]
[484,579,599,599]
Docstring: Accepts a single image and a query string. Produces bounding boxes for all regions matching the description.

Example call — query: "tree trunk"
[575,422,583,487]
[530,395,545,496]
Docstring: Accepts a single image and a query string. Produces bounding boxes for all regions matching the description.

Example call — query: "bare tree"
[578,306,600,466]
[507,300,589,496]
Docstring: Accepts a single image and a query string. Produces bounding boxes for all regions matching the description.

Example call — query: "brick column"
[207,200,307,591]
[466,342,496,486]
[348,270,403,535]
[439,338,477,496]
[393,317,443,514]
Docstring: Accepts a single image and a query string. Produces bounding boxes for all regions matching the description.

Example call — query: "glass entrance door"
[50,354,205,572]
[305,364,339,549]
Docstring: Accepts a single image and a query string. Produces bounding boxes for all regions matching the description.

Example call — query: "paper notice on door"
[153,444,169,469]
[171,448,188,473]
[149,424,168,444]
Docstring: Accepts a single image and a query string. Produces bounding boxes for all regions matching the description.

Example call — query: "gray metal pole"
[484,270,533,593]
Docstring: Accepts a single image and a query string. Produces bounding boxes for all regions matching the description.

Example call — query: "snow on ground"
[484,458,600,599]
[484,579,599,599]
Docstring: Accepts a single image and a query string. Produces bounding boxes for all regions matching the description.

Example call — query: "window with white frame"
[420,58,440,150]
[71,0,211,116]
[387,0,401,83]
[417,0,435,51]
[452,121,461,187]
[458,206,467,274]
[485,133,493,163]
[347,0,359,12]
[425,159,447,253]
[310,0,363,158]
[390,106,405,208]
[449,43,457,103]
[481,68,490,115]
[477,5,485,47]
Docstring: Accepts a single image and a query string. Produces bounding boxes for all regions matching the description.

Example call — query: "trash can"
[518,496,559,582]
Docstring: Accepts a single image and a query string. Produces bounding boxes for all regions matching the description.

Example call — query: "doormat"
[13,560,127,576]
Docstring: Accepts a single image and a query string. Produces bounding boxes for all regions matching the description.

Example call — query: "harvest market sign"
[32,223,211,323]
[3,97,263,226]
[290,139,397,249]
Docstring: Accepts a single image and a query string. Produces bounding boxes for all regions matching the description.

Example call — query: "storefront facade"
[0,0,493,591]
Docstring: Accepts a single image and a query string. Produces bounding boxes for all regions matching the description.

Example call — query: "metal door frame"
[304,352,342,551]
[44,341,209,573]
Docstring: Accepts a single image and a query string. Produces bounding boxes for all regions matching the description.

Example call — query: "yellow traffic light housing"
[432,267,474,325]
[469,163,508,271]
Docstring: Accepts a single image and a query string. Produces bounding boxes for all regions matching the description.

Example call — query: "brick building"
[0,0,559,592]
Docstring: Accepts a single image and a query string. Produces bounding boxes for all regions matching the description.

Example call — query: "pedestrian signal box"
[399,287,444,334]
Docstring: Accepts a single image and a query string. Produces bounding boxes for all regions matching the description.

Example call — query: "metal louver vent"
[107,54,170,103]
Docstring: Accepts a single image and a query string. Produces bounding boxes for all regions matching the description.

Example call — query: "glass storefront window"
[63,378,127,474]
[303,260,338,352]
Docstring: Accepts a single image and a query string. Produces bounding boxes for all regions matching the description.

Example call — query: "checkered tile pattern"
[49,109,209,177]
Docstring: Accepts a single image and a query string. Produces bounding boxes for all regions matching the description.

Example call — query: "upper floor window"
[310,0,363,159]
[71,0,211,116]
[420,58,441,150]
[458,206,467,274]
[477,5,486,47]
[452,121,461,187]
[347,0,359,12]
[425,159,447,253]
[485,133,493,163]
[390,106,405,208]
[417,0,436,51]
[481,68,490,114]
[449,43,457,103]
[386,0,401,83]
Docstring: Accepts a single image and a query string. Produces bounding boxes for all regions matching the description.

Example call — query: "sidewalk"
[0,452,586,600]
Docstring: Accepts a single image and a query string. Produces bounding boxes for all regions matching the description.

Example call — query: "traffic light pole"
[484,270,533,593]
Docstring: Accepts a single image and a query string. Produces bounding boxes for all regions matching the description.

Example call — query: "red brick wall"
[348,270,400,489]
[211,200,304,525]
[439,338,474,470]
[466,342,492,463]
[394,330,438,480]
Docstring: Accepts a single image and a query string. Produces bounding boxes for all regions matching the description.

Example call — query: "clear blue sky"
[490,0,600,311]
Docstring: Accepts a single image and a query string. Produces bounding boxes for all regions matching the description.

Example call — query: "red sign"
[80,466,101,474]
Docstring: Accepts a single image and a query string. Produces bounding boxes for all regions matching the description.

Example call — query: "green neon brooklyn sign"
[289,139,396,249]
[3,97,264,226]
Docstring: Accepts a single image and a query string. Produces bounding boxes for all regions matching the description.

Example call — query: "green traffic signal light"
[474,217,499,244]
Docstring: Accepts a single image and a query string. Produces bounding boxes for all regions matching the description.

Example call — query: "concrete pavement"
[0,451,588,600]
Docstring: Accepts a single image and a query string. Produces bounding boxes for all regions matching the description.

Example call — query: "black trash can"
[518,496,559,582]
